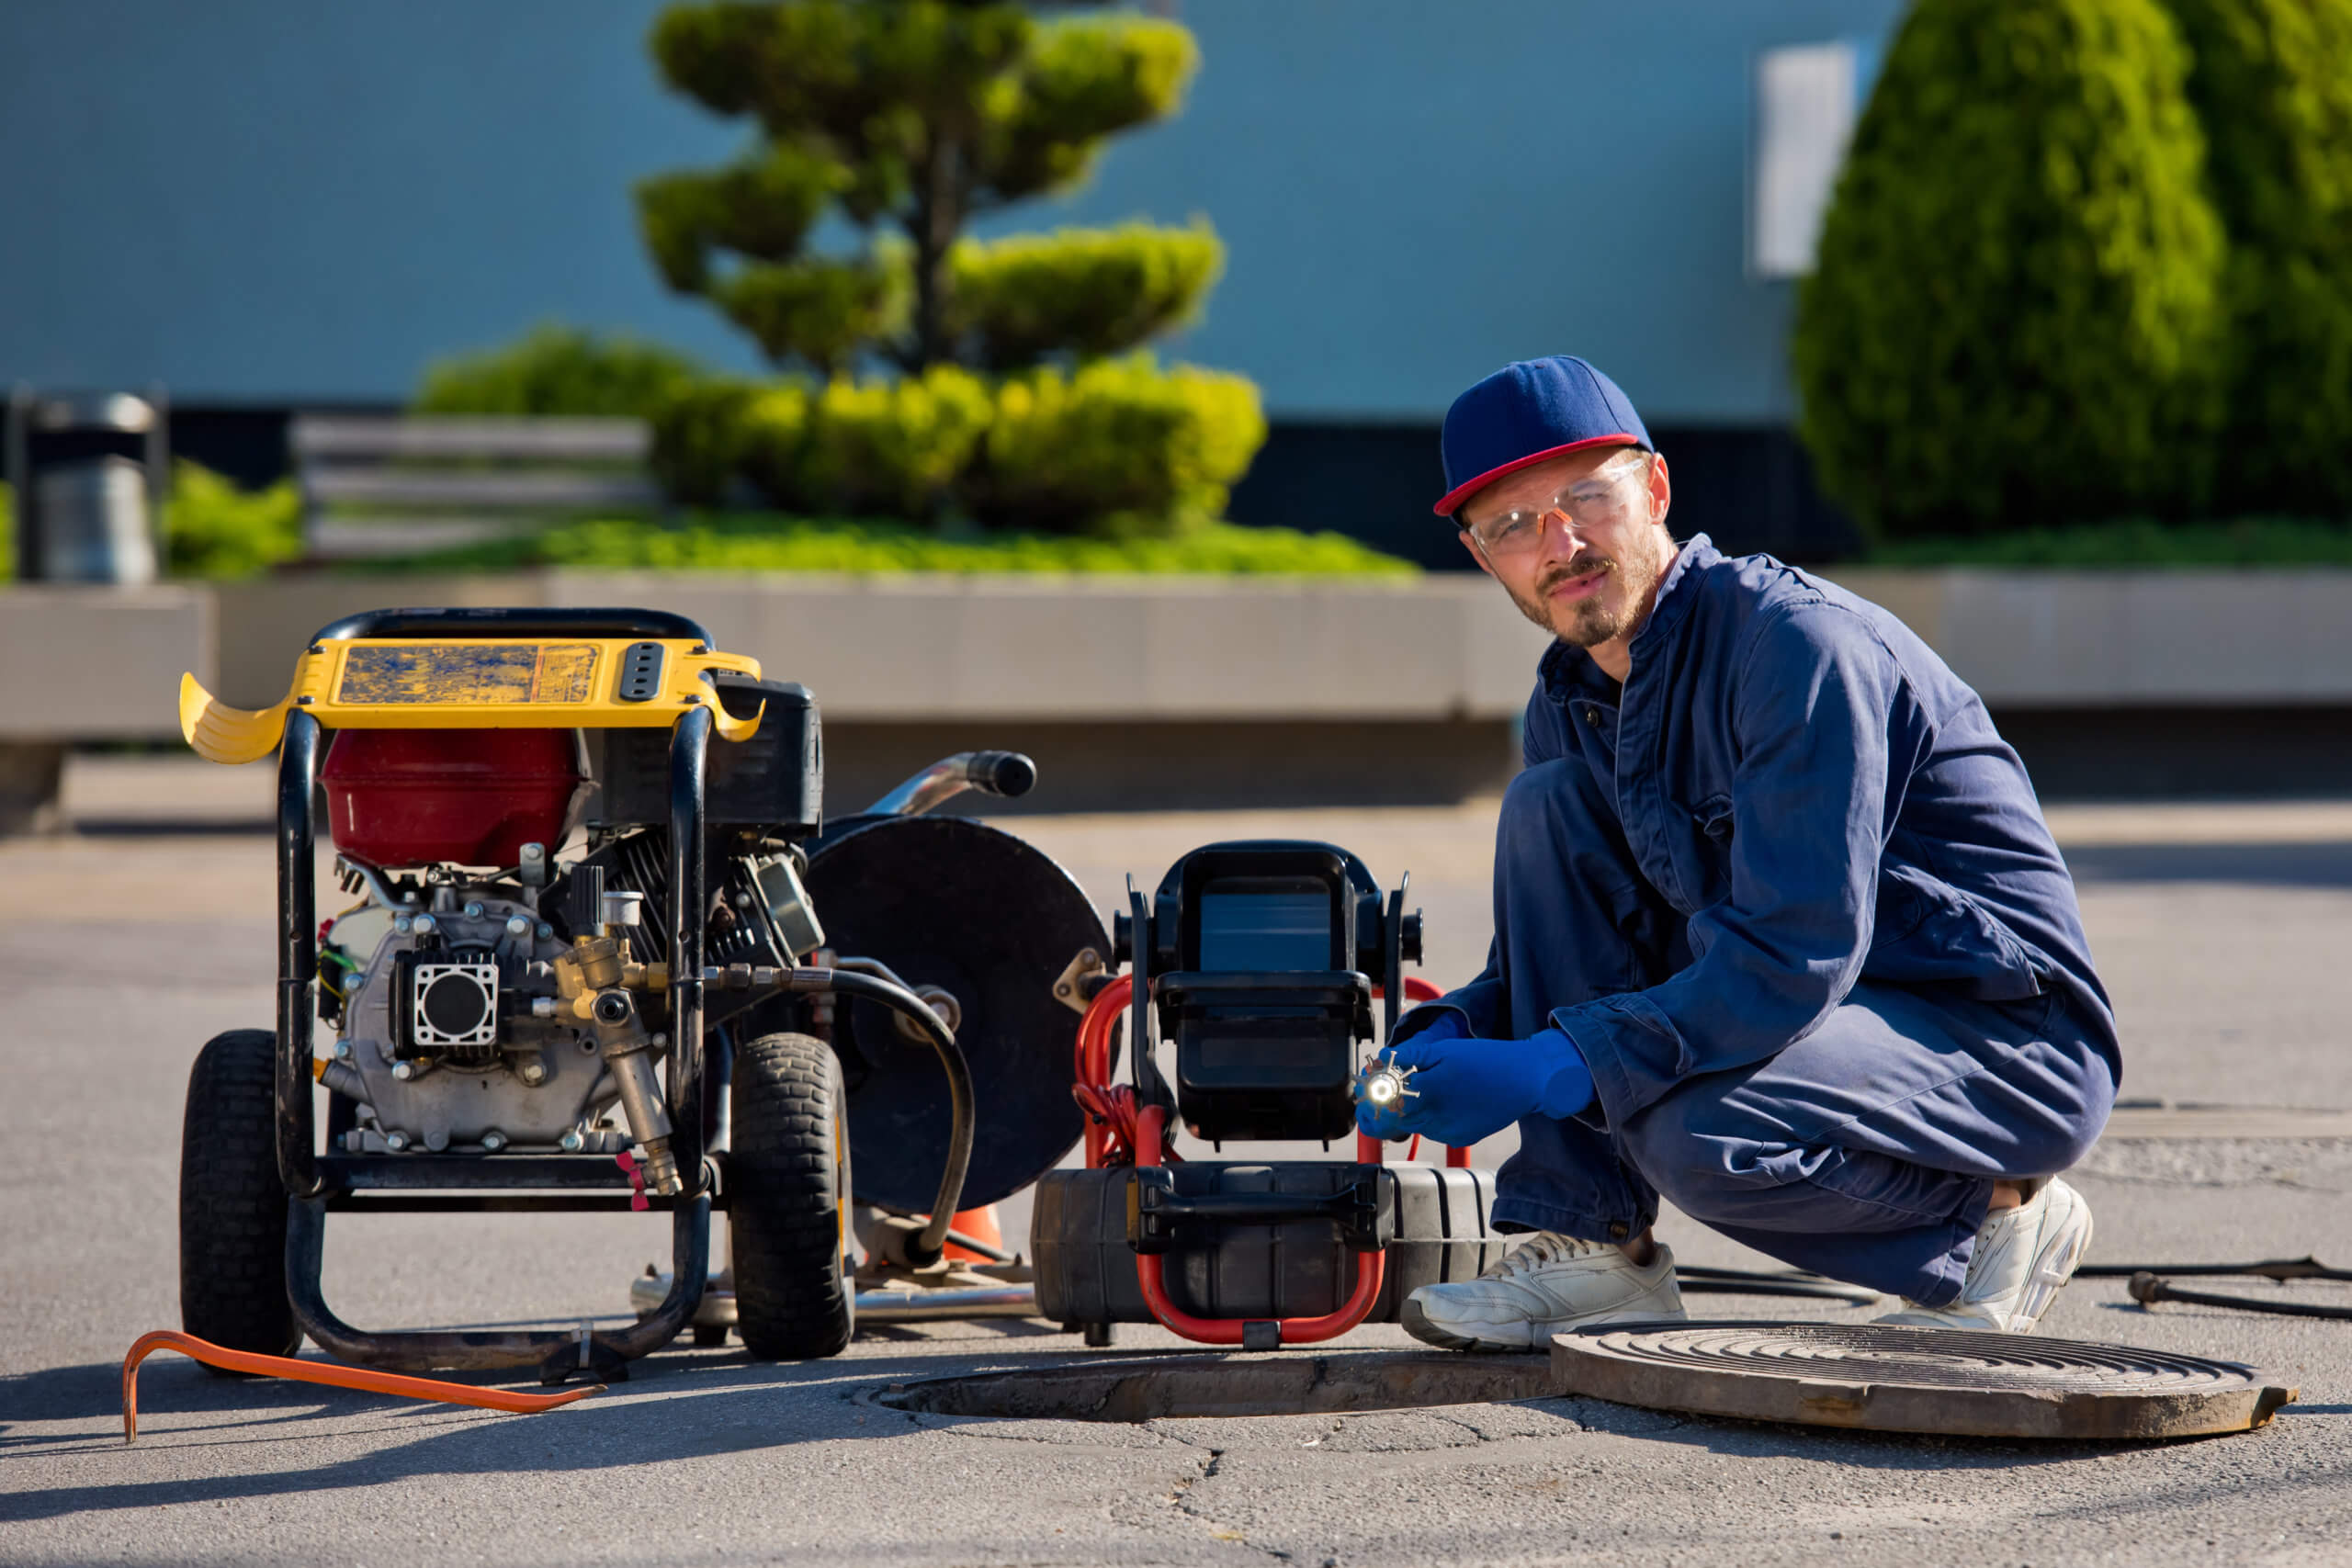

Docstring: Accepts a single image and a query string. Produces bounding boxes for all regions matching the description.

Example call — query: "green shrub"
[731,367,994,517]
[710,258,909,378]
[948,223,1223,369]
[415,324,707,418]
[969,355,1264,535]
[805,368,994,517]
[732,383,811,508]
[165,462,304,579]
[648,379,761,507]
[379,512,1414,577]
[1792,0,2227,536]
[2161,0,2352,514]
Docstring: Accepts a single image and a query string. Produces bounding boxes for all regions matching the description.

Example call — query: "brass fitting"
[554,936,668,1021]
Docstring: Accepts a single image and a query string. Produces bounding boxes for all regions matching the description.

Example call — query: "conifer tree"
[637,0,1217,378]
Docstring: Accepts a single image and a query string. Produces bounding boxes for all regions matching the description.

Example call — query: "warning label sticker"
[335,644,600,706]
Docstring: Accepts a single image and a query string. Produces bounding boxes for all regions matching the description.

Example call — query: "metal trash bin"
[5,386,169,583]
[34,455,156,584]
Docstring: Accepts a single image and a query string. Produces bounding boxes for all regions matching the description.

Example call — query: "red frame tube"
[1131,1104,1386,1346]
[1070,975,1464,1168]
[1065,970,1471,1346]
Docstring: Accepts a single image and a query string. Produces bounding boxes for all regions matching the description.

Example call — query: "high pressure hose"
[717,963,975,1268]
[120,1331,601,1442]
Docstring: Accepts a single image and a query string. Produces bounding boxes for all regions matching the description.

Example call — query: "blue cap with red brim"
[1434,355,1651,517]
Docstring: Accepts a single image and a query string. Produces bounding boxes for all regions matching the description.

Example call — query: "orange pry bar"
[120,1330,603,1442]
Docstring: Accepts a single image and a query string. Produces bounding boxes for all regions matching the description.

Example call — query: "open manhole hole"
[875,1350,1559,1423]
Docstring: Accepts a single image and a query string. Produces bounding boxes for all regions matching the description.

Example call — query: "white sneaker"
[1875,1177,2093,1334]
[1401,1232,1685,1352]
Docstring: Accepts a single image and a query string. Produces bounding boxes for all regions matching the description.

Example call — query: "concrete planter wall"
[6,565,2351,813]
[1824,568,2352,707]
[191,572,1555,809]
[198,572,1548,721]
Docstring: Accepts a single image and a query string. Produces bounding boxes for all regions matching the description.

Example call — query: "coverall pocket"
[1867,864,2047,1003]
[1669,793,1738,908]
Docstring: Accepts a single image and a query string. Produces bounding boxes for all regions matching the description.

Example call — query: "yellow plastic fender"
[179,637,765,764]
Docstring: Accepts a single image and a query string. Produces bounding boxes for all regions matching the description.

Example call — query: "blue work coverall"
[1419,535,2120,1304]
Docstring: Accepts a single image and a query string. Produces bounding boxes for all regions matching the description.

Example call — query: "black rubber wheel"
[729,1032,855,1359]
[179,1029,300,1363]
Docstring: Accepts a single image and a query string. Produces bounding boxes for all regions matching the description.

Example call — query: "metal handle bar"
[309,606,716,645]
[865,750,1038,817]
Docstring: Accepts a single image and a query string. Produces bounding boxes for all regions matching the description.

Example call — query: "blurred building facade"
[0,0,1903,565]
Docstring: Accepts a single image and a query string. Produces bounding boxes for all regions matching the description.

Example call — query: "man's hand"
[1354,1017,1595,1148]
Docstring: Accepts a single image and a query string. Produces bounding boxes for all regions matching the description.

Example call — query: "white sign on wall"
[1751,40,1870,278]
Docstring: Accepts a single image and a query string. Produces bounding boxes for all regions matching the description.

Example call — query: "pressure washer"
[173,606,1102,1382]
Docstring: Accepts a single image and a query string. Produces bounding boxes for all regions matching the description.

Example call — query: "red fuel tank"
[322,728,589,868]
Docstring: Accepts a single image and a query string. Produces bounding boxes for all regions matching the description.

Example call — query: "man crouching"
[1362,355,2119,1348]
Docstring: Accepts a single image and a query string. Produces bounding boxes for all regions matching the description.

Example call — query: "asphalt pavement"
[4,760,2350,1567]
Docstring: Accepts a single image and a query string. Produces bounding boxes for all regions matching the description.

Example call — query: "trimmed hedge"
[648,379,762,508]
[1793,0,2227,536]
[2162,0,2352,514]
[947,223,1223,369]
[737,367,995,518]
[968,355,1264,535]
[650,355,1262,536]
[415,324,707,419]
[164,462,306,578]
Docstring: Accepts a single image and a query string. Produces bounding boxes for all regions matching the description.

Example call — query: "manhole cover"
[1553,1321,2296,1439]
[876,1350,1557,1422]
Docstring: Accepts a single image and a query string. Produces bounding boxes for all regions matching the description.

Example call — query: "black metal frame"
[273,606,721,1379]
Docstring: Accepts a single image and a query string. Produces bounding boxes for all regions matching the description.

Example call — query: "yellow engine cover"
[180,636,764,764]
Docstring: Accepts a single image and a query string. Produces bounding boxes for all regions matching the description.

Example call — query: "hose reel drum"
[797,812,1113,1213]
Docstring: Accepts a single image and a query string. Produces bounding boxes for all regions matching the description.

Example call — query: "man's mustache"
[1536,558,1615,598]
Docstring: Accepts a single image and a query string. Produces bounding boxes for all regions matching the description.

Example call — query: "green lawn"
[1856,515,2352,568]
[367,511,1419,576]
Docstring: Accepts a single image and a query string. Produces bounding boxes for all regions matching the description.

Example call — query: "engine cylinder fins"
[574,829,774,971]
[798,814,1111,1213]
[1552,1321,2297,1439]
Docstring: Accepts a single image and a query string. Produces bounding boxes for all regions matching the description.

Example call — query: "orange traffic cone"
[944,1204,1003,1263]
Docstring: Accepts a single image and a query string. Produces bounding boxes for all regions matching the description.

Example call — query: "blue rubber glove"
[1354,1024,1594,1147]
[1394,1007,1470,1047]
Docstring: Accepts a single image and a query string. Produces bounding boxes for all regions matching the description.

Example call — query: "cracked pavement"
[4,764,2350,1566]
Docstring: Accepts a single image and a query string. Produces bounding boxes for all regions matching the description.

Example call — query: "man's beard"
[1507,556,1645,648]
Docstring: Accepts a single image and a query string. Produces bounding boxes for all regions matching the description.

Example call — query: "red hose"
[120,1330,601,1443]
[1070,975,1463,1168]
[1073,977,1135,1167]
